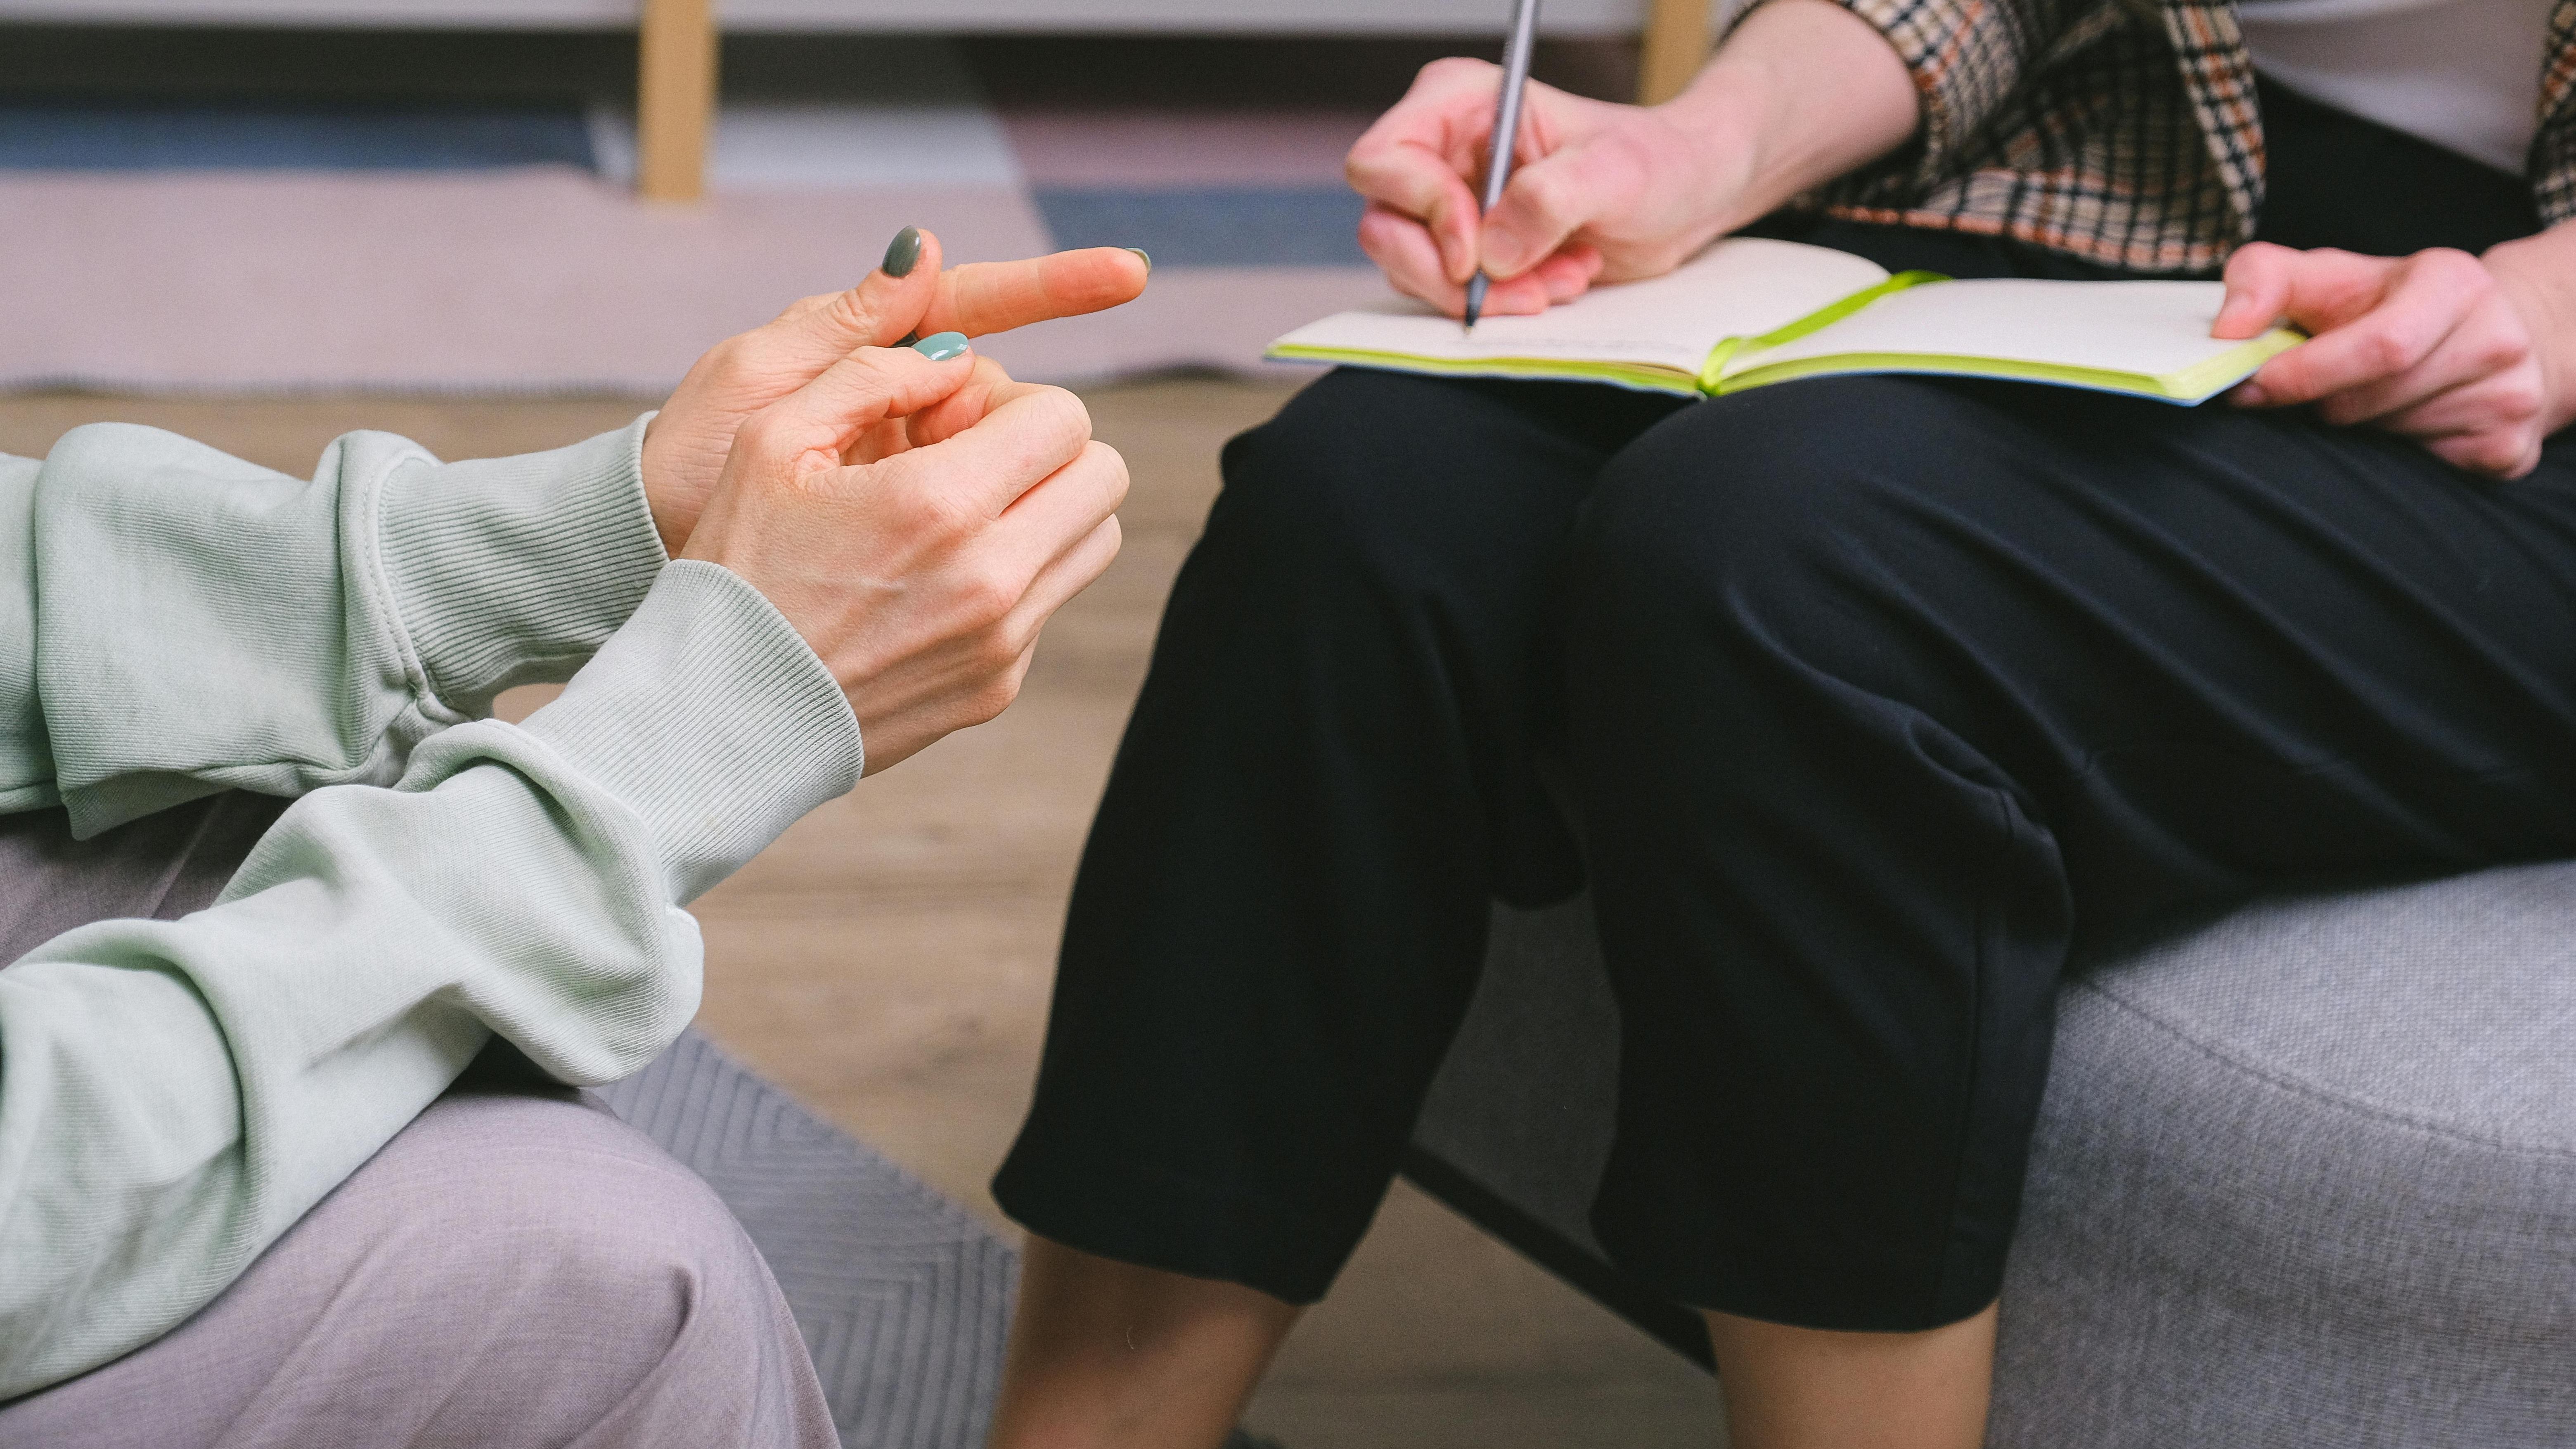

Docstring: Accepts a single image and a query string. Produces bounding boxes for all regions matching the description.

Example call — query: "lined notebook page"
[1270,238,1892,374]
[1739,279,2243,379]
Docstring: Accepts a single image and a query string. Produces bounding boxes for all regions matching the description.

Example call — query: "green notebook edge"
[1712,327,2304,403]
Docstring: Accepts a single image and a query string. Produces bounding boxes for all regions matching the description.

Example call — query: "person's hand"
[1342,0,1918,317]
[2215,239,2573,478]
[1346,59,1722,317]
[642,228,1148,554]
[681,337,1126,774]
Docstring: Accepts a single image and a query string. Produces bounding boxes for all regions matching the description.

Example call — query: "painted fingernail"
[1125,246,1152,274]
[910,331,970,362]
[882,225,925,277]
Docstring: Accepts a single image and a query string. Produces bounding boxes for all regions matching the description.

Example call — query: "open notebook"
[1268,237,2302,403]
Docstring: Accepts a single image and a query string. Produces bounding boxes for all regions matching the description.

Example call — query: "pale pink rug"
[0,169,1392,395]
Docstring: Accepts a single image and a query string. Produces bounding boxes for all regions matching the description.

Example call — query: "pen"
[1464,0,1544,331]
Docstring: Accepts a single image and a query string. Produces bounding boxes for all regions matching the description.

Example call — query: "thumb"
[2213,241,2296,339]
[767,226,950,367]
[1478,141,1615,279]
[2216,243,2388,339]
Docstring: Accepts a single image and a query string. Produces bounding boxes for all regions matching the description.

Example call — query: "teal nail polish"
[882,225,924,278]
[910,331,969,362]
[1125,246,1152,274]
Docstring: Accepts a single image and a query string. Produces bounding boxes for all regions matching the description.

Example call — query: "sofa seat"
[1408,862,2576,1447]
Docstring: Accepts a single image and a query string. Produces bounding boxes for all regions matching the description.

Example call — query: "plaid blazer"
[1796,0,2576,272]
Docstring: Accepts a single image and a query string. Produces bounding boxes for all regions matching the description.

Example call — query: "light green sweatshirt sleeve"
[0,427,867,1398]
[6,416,668,832]
[0,564,863,1399]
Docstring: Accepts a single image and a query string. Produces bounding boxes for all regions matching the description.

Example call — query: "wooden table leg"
[638,0,716,202]
[1637,0,1713,105]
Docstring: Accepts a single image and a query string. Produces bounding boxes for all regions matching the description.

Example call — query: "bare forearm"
[1660,0,1922,237]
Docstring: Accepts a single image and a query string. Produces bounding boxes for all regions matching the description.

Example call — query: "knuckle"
[2464,435,2523,474]
[1024,386,1094,455]
[2470,328,2527,374]
[975,627,1024,674]
[2493,376,2546,421]
[2420,247,2487,289]
[2226,242,2288,281]
[919,483,983,534]
[2361,327,2417,374]
[701,335,754,377]
[1082,441,1132,504]
[1513,166,1581,225]
[968,675,1021,724]
[956,569,1019,630]
[824,284,874,324]
[734,407,794,458]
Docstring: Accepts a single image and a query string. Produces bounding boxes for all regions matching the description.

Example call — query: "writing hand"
[1346,58,1703,317]
[1341,0,1917,319]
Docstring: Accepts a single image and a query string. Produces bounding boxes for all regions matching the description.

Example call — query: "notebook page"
[1269,238,1892,375]
[1739,279,2249,380]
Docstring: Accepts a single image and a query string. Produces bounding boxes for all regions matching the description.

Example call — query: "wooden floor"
[0,381,1724,1449]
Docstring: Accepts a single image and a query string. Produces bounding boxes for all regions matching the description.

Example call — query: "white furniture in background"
[0,0,1717,199]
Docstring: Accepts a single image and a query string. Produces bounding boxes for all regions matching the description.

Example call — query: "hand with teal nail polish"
[684,332,1129,776]
[639,228,1150,557]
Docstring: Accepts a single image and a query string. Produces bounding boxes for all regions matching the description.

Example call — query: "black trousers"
[994,99,2576,1331]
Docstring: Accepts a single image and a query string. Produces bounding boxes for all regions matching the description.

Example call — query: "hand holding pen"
[1463,0,1544,329]
[1347,1,1896,320]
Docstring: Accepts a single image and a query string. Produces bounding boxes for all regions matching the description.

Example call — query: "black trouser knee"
[992,369,1681,1300]
[1564,375,2576,1327]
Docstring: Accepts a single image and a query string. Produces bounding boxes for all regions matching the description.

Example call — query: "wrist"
[637,411,704,558]
[1661,0,1920,234]
[1657,67,1772,235]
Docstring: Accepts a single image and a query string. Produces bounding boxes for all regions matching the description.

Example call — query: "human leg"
[1562,375,2576,1438]
[0,1065,836,1449]
[987,368,1680,1446]
[1705,1304,1998,1449]
[985,1236,1301,1449]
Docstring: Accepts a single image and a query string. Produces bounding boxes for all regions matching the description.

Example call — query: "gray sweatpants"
[0,793,838,1449]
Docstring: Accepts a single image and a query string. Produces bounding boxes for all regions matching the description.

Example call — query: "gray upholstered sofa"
[1406,869,2576,1446]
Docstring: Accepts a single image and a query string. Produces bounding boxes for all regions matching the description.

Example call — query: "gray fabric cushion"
[1413,867,2576,1446]
[1991,862,2576,1447]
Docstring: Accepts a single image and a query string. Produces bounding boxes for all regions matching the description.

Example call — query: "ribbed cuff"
[521,561,862,904]
[378,416,667,715]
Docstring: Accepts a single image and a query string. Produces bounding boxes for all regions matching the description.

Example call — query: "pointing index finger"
[919,249,1152,339]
